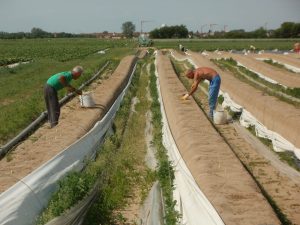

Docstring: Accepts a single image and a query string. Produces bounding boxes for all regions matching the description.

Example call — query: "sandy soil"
[157,51,280,225]
[183,50,300,150]
[288,52,300,60]
[0,55,137,193]
[172,49,300,224]
[253,52,300,69]
[208,51,300,88]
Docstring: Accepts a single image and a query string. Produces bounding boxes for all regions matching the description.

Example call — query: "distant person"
[249,45,256,53]
[44,66,83,128]
[179,44,185,52]
[294,43,300,53]
[182,67,221,119]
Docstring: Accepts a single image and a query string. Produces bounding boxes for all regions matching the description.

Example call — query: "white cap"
[72,66,83,74]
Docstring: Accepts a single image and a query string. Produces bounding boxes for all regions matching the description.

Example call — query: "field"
[0,38,136,144]
[1,38,300,225]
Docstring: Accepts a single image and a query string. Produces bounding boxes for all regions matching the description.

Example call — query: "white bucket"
[213,110,227,125]
[79,92,95,108]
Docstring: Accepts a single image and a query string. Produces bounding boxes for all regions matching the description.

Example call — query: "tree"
[122,21,135,38]
[31,27,51,38]
[149,25,188,38]
[274,22,295,38]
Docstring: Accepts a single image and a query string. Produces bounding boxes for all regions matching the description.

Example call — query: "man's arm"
[182,76,201,100]
[59,76,82,95]
[188,79,200,96]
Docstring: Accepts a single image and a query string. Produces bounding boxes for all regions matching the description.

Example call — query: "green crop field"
[0,38,136,144]
[1,37,299,145]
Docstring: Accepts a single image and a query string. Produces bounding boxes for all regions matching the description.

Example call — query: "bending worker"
[44,66,83,128]
[182,67,221,119]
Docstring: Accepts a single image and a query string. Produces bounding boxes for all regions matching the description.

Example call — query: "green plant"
[149,62,180,224]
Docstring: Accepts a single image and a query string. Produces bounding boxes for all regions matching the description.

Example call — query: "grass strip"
[212,58,300,104]
[37,60,142,224]
[149,61,180,225]
[263,59,296,73]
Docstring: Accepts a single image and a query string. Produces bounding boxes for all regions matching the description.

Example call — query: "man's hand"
[67,86,81,95]
[75,90,82,95]
[67,86,76,93]
[181,93,189,100]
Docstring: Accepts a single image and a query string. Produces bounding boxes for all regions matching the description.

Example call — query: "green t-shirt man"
[47,71,73,91]
[44,66,83,128]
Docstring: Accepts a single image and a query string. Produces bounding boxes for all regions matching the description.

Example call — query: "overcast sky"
[1,0,299,33]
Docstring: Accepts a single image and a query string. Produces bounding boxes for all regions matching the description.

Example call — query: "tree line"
[1,22,300,39]
[149,22,300,39]
[0,27,97,39]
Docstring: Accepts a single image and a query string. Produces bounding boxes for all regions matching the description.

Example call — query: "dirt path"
[157,51,280,225]
[208,51,300,88]
[0,56,137,193]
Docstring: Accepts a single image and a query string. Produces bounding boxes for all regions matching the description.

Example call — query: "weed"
[149,62,180,224]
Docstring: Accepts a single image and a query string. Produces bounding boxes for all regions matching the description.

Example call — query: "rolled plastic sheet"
[154,57,225,225]
[139,181,164,225]
[240,110,300,159]
[0,64,137,225]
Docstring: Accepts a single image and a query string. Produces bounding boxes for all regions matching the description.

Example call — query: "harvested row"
[184,51,300,150]
[208,51,300,88]
[0,55,137,193]
[253,52,300,71]
[156,51,280,225]
[172,50,300,224]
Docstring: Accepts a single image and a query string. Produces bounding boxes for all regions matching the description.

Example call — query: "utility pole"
[209,24,218,34]
[264,22,268,30]
[201,24,207,34]
[223,25,228,32]
[140,20,153,34]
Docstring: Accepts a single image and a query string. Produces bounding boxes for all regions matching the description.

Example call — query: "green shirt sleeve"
[46,71,73,91]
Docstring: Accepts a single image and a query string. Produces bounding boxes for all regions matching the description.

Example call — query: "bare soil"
[185,50,300,149]
[157,51,280,225]
[172,50,300,224]
[254,52,300,69]
[208,51,300,88]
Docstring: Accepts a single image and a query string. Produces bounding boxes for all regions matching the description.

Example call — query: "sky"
[0,0,300,33]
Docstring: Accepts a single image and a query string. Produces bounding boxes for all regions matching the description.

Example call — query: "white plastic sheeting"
[219,91,243,113]
[139,181,164,225]
[5,61,30,68]
[155,58,225,225]
[220,90,300,160]
[256,58,300,73]
[169,50,197,68]
[0,64,136,225]
[236,61,283,86]
[240,110,300,159]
